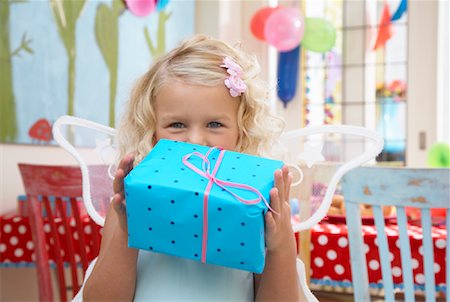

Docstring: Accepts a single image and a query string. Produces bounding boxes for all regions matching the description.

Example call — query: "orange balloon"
[250,6,279,41]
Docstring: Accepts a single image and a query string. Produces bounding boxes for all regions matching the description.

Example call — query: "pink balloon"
[264,7,305,52]
[125,0,156,17]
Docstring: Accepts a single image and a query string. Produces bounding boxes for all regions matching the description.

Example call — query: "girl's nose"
[187,129,206,146]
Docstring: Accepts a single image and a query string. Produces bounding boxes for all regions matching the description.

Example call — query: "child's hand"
[264,165,295,251]
[111,153,135,233]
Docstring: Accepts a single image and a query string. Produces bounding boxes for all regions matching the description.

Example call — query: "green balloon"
[427,143,450,167]
[301,18,336,53]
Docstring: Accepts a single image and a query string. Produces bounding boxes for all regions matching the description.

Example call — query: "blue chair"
[342,167,449,302]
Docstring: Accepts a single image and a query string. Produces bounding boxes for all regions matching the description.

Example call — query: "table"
[1,210,447,294]
[308,220,447,293]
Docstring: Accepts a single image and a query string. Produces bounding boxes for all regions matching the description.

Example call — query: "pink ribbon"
[182,147,276,263]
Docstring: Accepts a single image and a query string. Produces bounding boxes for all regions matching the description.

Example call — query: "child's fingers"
[265,211,276,236]
[282,166,291,200]
[113,169,125,194]
[113,153,134,194]
[270,187,281,215]
[275,169,286,206]
[111,193,126,215]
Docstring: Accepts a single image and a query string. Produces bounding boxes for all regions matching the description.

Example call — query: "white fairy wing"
[53,116,117,226]
[282,125,383,232]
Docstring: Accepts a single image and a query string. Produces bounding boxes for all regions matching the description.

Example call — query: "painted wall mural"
[1,0,194,145]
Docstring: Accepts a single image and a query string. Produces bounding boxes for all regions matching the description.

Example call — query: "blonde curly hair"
[117,34,284,165]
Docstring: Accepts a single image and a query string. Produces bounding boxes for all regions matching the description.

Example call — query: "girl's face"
[154,81,240,151]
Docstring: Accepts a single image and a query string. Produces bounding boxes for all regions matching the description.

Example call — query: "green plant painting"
[2,0,195,146]
[94,0,124,128]
[144,10,171,59]
[49,0,86,117]
[0,0,33,142]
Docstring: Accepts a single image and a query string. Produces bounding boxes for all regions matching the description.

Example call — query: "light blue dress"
[73,251,317,301]
[73,251,253,301]
[134,251,254,301]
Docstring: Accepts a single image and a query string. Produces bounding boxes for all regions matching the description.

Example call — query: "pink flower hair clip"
[220,57,247,97]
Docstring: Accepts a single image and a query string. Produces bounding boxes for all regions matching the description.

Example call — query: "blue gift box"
[125,139,283,273]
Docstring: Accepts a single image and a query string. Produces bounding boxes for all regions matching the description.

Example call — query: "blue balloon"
[277,46,300,107]
[391,0,407,21]
[157,0,170,11]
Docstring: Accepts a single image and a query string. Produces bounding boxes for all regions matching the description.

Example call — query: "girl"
[79,34,313,301]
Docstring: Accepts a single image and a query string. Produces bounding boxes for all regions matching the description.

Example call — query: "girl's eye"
[169,122,185,129]
[207,121,223,128]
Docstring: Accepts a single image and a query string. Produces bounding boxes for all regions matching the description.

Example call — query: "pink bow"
[182,147,275,263]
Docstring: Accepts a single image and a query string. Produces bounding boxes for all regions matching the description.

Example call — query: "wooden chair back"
[18,163,103,301]
[342,167,449,301]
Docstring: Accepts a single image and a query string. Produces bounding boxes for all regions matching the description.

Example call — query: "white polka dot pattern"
[307,222,446,291]
[1,207,447,293]
[0,213,102,266]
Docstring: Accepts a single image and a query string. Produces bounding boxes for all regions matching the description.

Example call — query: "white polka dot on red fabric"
[373,238,378,246]
[327,250,337,260]
[392,266,402,277]
[318,235,328,245]
[13,217,21,223]
[413,234,422,240]
[415,273,425,284]
[337,237,348,248]
[3,224,12,233]
[435,238,446,249]
[18,225,27,234]
[411,258,419,269]
[44,224,51,233]
[364,244,370,254]
[70,219,76,227]
[9,237,18,246]
[389,252,394,262]
[26,241,34,250]
[329,226,341,234]
[0,243,6,253]
[58,225,65,234]
[31,253,36,261]
[84,225,92,234]
[395,239,400,248]
[310,243,314,251]
[434,263,440,273]
[334,264,345,275]
[369,259,379,270]
[314,257,324,267]
[73,231,79,240]
[418,246,423,255]
[14,248,24,257]
[75,254,81,262]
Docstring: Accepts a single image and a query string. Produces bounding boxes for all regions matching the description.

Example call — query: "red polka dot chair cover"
[16,164,103,302]
[125,139,283,273]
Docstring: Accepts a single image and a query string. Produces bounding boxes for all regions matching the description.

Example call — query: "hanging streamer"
[373,3,393,50]
[277,46,300,107]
